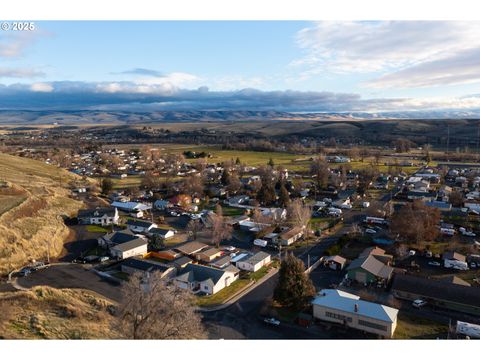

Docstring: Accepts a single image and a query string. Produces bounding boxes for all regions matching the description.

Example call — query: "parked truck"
[444,259,469,270]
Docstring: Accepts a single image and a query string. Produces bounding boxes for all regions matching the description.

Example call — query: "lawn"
[219,206,246,217]
[85,224,110,233]
[196,279,252,307]
[394,312,448,339]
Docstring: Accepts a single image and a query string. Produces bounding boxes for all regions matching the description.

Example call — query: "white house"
[126,219,157,233]
[236,251,271,272]
[77,207,119,225]
[278,227,304,246]
[149,227,175,239]
[312,289,399,338]
[175,263,239,295]
[110,238,148,259]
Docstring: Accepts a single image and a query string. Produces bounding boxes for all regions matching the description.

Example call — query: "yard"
[196,279,252,307]
[85,225,110,233]
[394,312,448,339]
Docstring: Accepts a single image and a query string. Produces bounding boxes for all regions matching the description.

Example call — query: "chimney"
[354,303,359,312]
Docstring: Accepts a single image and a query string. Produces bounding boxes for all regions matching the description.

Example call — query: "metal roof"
[312,289,398,323]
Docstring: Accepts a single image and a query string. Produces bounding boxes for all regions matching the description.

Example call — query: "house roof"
[312,289,398,323]
[238,251,271,266]
[126,219,155,228]
[324,255,347,265]
[111,201,151,211]
[198,247,223,258]
[175,241,209,255]
[359,246,386,258]
[112,238,147,252]
[173,256,193,267]
[176,263,234,285]
[279,227,303,240]
[347,255,394,279]
[392,274,480,308]
[102,229,141,245]
[122,257,172,273]
[211,256,232,269]
[443,251,466,263]
[150,227,174,236]
[78,207,116,218]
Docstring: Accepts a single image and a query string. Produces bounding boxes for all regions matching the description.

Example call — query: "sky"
[1,21,480,113]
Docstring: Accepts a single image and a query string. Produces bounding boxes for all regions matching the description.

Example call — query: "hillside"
[0,153,85,275]
[0,286,118,339]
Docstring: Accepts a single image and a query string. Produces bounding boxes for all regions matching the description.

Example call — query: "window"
[325,311,352,322]
[358,319,387,331]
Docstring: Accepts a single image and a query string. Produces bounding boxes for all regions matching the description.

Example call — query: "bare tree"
[208,205,233,247]
[186,219,203,241]
[310,157,330,190]
[287,199,312,230]
[116,272,206,339]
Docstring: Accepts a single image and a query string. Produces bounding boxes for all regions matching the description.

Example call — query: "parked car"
[365,228,377,234]
[18,268,32,277]
[264,317,280,326]
[99,256,110,263]
[409,250,416,256]
[412,299,427,308]
[470,262,477,269]
[428,261,441,267]
[424,251,433,258]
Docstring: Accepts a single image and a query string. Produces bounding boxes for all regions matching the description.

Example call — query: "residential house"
[77,207,119,225]
[392,274,480,316]
[196,247,224,263]
[312,289,399,338]
[323,255,347,270]
[126,219,157,233]
[443,251,467,263]
[175,263,239,295]
[111,201,151,217]
[149,227,176,239]
[98,229,143,248]
[110,238,148,259]
[278,227,304,246]
[236,251,271,272]
[346,247,394,285]
[121,257,177,279]
[175,241,209,256]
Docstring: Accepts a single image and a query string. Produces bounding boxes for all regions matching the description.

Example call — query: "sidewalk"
[199,268,279,312]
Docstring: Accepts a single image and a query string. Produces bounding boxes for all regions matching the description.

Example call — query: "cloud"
[365,47,480,88]
[30,83,53,92]
[293,21,480,87]
[0,67,45,79]
[0,31,42,58]
[0,80,480,114]
[115,68,164,77]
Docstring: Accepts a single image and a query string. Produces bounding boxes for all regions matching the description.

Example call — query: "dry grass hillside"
[0,152,85,275]
[0,286,119,339]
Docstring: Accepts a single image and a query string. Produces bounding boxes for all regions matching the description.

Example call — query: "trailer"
[444,259,469,270]
[456,321,480,339]
[365,216,387,225]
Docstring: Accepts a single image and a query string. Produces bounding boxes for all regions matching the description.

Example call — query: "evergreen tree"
[278,183,290,207]
[268,157,275,167]
[274,253,316,310]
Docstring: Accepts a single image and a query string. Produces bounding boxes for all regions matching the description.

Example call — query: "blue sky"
[1,21,480,112]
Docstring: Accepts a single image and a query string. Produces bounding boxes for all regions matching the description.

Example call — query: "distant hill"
[0,109,479,125]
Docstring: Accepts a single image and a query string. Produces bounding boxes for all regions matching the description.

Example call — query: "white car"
[264,317,280,326]
[365,228,377,234]
[428,261,441,267]
[412,299,427,308]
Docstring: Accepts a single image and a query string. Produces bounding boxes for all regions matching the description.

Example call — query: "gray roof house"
[175,263,239,295]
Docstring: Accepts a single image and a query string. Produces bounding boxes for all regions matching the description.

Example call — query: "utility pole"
[446,125,450,162]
